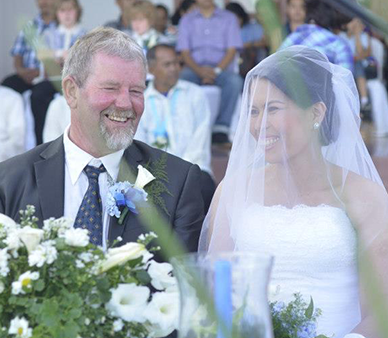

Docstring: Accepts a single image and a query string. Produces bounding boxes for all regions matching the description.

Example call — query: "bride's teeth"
[108,115,127,122]
[259,137,279,146]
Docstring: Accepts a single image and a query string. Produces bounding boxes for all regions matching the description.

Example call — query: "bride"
[199,46,388,338]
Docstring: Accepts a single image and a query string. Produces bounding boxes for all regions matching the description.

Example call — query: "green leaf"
[55,238,67,250]
[40,299,60,327]
[315,335,330,338]
[35,279,45,292]
[135,270,151,285]
[68,308,82,319]
[305,296,314,319]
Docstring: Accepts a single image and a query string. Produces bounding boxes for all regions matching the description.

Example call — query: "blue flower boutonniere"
[107,165,156,225]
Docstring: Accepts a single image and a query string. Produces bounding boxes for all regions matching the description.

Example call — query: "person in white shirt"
[136,44,216,211]
[0,86,26,162]
[43,94,71,143]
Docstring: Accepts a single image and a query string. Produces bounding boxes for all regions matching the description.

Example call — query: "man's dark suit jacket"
[0,137,204,253]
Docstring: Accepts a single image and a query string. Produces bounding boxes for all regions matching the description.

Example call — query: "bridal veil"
[199,45,388,254]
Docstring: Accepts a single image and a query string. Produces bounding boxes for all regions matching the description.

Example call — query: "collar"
[58,24,82,35]
[192,7,221,18]
[146,79,186,98]
[63,126,124,185]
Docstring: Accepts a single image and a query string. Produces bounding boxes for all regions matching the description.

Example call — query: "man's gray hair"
[62,27,147,87]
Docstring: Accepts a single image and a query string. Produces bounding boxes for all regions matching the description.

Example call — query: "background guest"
[154,4,178,46]
[176,0,243,147]
[284,0,306,36]
[136,44,215,212]
[0,86,26,162]
[104,0,134,34]
[129,1,169,55]
[280,0,353,72]
[226,2,267,78]
[1,0,57,145]
[171,0,196,26]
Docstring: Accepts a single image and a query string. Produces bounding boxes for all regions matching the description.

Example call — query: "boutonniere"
[107,165,156,225]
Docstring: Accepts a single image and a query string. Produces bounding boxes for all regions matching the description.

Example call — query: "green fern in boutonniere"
[144,153,172,215]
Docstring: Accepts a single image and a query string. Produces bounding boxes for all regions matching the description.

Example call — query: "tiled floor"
[211,121,388,189]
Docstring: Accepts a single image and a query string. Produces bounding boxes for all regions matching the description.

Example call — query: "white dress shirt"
[135,79,212,174]
[0,86,26,162]
[63,126,124,250]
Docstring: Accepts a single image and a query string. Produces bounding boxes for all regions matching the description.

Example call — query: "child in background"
[43,0,86,64]
[128,1,169,55]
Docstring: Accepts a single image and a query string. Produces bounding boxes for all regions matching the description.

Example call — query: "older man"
[136,44,216,212]
[0,27,204,253]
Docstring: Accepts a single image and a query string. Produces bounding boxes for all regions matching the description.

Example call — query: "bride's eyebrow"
[266,100,286,105]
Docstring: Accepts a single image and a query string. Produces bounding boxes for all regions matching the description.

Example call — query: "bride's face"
[249,79,316,164]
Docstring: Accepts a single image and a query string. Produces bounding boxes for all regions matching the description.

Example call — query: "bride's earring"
[313,122,320,130]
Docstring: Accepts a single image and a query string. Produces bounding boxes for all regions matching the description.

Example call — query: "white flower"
[106,283,150,323]
[112,319,124,332]
[0,248,10,277]
[4,229,22,252]
[134,165,155,189]
[75,260,85,269]
[28,240,57,267]
[148,261,176,290]
[145,292,179,337]
[62,228,89,247]
[78,252,94,263]
[99,242,147,273]
[18,226,44,253]
[12,271,40,295]
[8,316,32,338]
[43,217,73,236]
[0,214,17,237]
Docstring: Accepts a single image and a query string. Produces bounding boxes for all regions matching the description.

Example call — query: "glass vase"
[172,252,274,338]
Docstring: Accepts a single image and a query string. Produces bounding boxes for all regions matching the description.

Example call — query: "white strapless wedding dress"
[235,204,361,338]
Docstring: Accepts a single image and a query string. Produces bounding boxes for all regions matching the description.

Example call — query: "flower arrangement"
[107,165,155,225]
[270,293,328,338]
[0,207,179,338]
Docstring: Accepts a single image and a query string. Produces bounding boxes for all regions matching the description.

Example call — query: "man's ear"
[62,76,79,110]
[312,101,327,125]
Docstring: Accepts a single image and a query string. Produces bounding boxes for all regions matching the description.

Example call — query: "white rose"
[19,226,44,253]
[148,261,176,290]
[0,214,16,229]
[99,242,147,273]
[145,292,179,337]
[134,165,155,189]
[106,283,149,323]
[63,228,89,247]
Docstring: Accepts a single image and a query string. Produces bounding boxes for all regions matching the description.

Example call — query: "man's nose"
[115,89,133,110]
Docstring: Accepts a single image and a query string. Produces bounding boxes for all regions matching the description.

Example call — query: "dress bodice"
[235,204,361,338]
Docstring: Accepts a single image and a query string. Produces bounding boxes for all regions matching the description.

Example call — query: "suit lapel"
[108,143,144,242]
[34,138,65,221]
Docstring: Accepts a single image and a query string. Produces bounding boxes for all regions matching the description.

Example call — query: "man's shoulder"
[0,139,62,173]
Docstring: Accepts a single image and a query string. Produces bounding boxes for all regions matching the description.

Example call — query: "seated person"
[128,1,169,55]
[284,0,306,36]
[154,4,178,46]
[0,86,26,162]
[43,0,86,64]
[42,94,70,143]
[176,0,243,147]
[135,44,216,212]
[226,2,267,77]
[1,0,57,145]
[340,18,371,112]
[104,0,134,34]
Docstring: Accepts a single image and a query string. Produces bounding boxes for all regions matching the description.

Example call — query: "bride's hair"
[251,47,340,145]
